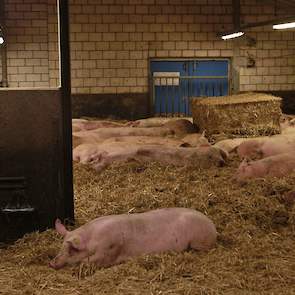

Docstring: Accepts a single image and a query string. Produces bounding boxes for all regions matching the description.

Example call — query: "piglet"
[49,208,217,270]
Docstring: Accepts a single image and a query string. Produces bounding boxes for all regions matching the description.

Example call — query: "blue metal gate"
[150,59,229,116]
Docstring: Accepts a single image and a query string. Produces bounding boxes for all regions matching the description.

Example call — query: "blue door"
[150,59,229,116]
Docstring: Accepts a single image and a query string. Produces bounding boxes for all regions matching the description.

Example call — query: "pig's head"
[237,140,262,160]
[125,121,140,127]
[233,158,253,184]
[49,219,89,270]
[73,144,108,165]
[207,146,228,167]
[182,131,210,148]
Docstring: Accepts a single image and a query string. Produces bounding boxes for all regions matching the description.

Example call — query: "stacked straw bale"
[191,92,282,137]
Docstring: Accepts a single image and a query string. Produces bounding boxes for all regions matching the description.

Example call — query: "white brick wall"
[5,0,50,88]
[2,0,295,93]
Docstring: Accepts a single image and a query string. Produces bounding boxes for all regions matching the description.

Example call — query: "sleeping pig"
[234,152,295,184]
[49,208,217,270]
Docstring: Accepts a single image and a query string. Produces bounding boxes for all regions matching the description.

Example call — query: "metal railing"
[152,75,228,116]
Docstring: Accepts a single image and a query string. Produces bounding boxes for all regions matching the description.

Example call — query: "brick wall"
[239,0,295,92]
[2,0,295,93]
[48,0,59,87]
[68,0,295,93]
[69,0,234,94]
[4,0,51,88]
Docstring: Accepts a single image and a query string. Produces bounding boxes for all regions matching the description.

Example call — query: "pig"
[135,145,227,168]
[73,142,138,166]
[280,118,295,134]
[73,142,226,172]
[236,138,267,159]
[72,119,128,132]
[49,208,217,270]
[72,119,89,132]
[72,126,174,149]
[162,119,198,136]
[72,119,200,148]
[72,133,208,151]
[102,136,186,147]
[234,152,295,184]
[86,126,174,140]
[102,133,208,148]
[94,144,226,171]
[214,138,252,154]
[72,131,107,148]
[72,118,88,124]
[126,117,194,128]
[237,135,295,159]
[181,132,209,147]
[73,143,108,164]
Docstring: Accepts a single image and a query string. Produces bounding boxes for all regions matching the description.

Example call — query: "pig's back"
[115,208,216,256]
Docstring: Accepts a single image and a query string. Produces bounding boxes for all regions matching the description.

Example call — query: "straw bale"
[0,156,295,295]
[191,93,282,138]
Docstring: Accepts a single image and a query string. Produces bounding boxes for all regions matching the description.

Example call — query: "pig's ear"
[55,219,68,236]
[67,236,85,251]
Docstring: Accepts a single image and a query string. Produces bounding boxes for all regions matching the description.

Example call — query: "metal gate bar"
[152,75,228,116]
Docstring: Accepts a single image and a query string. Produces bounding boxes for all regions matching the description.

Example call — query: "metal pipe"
[0,1,8,87]
[58,0,74,222]
[241,15,295,30]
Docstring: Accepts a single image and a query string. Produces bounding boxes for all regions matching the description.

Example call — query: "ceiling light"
[221,31,244,40]
[0,27,4,45]
[273,22,295,30]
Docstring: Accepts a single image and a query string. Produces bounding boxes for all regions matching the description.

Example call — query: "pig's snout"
[49,260,58,269]
[49,256,65,270]
[49,261,63,270]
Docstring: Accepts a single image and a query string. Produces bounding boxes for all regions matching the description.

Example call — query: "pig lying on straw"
[50,208,217,270]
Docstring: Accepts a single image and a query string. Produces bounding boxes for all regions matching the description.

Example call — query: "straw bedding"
[0,154,295,294]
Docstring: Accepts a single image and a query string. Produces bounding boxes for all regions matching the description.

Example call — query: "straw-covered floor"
[0,156,295,294]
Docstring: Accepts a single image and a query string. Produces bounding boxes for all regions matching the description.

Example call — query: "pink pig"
[234,152,295,184]
[49,208,217,270]
[236,139,265,159]
[237,135,295,160]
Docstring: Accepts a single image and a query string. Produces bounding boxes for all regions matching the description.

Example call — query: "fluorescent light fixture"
[273,22,295,30]
[0,26,4,45]
[221,31,244,40]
